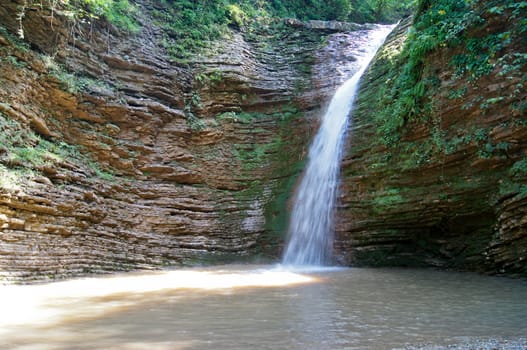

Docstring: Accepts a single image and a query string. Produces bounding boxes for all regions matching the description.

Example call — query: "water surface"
[1,266,526,349]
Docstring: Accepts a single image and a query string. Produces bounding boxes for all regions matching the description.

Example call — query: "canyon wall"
[337,5,526,276]
[0,0,372,281]
[1,0,524,281]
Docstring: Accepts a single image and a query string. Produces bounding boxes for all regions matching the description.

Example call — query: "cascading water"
[282,25,394,267]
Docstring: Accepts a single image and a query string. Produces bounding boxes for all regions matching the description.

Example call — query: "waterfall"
[282,25,394,267]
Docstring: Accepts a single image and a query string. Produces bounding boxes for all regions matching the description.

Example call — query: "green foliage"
[0,112,80,170]
[153,0,234,61]
[152,0,416,61]
[0,55,27,68]
[451,32,512,81]
[0,26,30,52]
[499,157,527,198]
[43,56,109,94]
[509,157,527,178]
[67,0,140,32]
[0,164,36,191]
[0,112,117,184]
[195,70,225,88]
[184,92,206,131]
[232,142,273,170]
[221,105,300,170]
[216,104,298,124]
[448,86,467,99]
[13,0,138,41]
[374,0,525,148]
[349,0,417,23]
[415,121,517,161]
[50,67,87,93]
[226,4,249,27]
[266,0,416,22]
[88,161,115,181]
[373,188,404,212]
[376,0,478,146]
[267,0,352,21]
[186,114,206,131]
[486,1,527,18]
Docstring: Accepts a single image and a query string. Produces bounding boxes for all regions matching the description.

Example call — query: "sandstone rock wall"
[337,12,527,276]
[0,0,373,281]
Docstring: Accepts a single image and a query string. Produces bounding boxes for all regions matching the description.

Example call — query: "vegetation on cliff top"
[13,0,416,62]
[149,0,416,61]
[14,0,139,37]
[374,0,526,147]
[71,0,139,31]
[348,0,527,210]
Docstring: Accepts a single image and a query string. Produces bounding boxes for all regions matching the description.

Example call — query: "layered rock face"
[337,10,526,276]
[2,1,523,281]
[0,1,373,281]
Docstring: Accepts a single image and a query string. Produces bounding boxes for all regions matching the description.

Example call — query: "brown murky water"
[1,265,526,349]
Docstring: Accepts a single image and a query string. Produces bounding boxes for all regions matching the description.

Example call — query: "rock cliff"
[1,0,524,281]
[0,0,373,281]
[337,2,526,276]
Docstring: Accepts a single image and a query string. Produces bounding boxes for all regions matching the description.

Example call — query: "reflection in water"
[1,266,527,350]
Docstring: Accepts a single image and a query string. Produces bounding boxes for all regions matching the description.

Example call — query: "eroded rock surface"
[336,13,527,275]
[0,0,372,281]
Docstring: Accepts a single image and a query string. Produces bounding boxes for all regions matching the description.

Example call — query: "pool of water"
[1,265,526,349]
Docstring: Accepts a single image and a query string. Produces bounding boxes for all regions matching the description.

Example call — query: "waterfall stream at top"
[282,25,395,267]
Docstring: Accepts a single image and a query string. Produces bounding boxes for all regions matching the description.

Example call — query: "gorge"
[1,1,527,348]
[0,0,525,283]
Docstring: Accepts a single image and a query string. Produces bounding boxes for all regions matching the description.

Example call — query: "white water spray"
[283,25,394,266]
